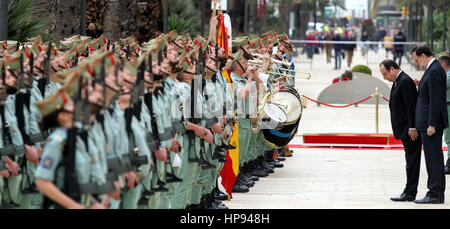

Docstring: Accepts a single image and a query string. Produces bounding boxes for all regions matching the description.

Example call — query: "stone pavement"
[224,48,450,209]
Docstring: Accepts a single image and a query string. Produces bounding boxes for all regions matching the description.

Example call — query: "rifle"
[199,48,216,170]
[28,52,34,88]
[53,75,84,208]
[38,42,52,97]
[18,53,25,91]
[140,56,169,192]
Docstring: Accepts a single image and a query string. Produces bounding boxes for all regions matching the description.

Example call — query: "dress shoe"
[263,161,275,169]
[249,169,269,177]
[445,166,450,175]
[214,191,229,201]
[277,156,286,161]
[272,160,284,168]
[284,150,293,157]
[211,200,229,209]
[232,184,249,193]
[414,196,444,204]
[390,193,415,202]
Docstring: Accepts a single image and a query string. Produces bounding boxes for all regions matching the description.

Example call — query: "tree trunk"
[31,0,58,37]
[104,0,121,41]
[136,0,162,43]
[120,0,139,39]
[86,0,109,38]
[279,0,293,35]
[53,0,81,41]
[229,0,246,34]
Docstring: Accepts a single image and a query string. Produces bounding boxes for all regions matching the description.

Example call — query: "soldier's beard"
[6,85,17,95]
[169,61,182,73]
[0,87,6,102]
[89,102,103,115]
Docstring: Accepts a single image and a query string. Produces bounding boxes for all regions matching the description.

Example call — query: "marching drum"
[261,87,303,148]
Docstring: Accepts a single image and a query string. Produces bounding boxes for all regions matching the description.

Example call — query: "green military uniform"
[136,92,157,209]
[170,81,202,209]
[112,102,152,209]
[0,99,25,207]
[231,72,252,167]
[35,126,113,208]
[443,70,450,163]
[98,108,123,209]
[4,92,43,209]
[188,80,207,207]
[158,77,180,209]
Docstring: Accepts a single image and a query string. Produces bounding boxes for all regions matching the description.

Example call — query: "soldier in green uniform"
[0,68,24,208]
[34,81,116,209]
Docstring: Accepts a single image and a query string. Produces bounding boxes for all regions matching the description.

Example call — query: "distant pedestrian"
[332,32,343,69]
[343,31,356,68]
[394,31,407,66]
[305,31,317,59]
[325,31,333,63]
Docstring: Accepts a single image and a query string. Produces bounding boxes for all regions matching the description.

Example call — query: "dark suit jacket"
[389,71,418,139]
[415,60,449,131]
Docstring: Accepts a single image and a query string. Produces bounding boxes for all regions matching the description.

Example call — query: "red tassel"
[186,57,191,65]
[23,49,31,59]
[110,55,116,65]
[53,48,58,55]
[89,47,94,52]
[61,92,68,104]
[37,44,43,52]
[87,66,94,76]
[1,43,7,49]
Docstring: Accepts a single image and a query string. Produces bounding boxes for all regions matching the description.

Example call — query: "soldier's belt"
[172,120,186,134]
[205,118,218,128]
[107,155,133,175]
[129,154,149,167]
[0,145,26,157]
[79,177,116,195]
[29,132,47,144]
[159,129,174,141]
[146,133,159,152]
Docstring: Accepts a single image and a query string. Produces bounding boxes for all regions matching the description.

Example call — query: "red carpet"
[291,133,448,150]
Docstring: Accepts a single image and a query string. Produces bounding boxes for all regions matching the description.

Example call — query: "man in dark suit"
[411,45,448,204]
[380,59,422,202]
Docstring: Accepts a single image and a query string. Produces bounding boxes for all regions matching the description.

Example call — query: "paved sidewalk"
[224,49,450,209]
[226,146,450,209]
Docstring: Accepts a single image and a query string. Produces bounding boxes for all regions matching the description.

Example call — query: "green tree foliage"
[352,65,372,76]
[168,0,201,35]
[6,0,50,42]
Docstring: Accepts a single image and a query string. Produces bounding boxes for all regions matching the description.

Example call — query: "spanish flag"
[216,12,239,198]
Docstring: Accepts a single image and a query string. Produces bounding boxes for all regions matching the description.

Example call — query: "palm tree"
[168,0,200,35]
[7,0,50,42]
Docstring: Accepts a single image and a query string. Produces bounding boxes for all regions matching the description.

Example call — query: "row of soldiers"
[0,28,296,209]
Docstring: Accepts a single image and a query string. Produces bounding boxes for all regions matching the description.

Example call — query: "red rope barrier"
[381,95,390,103]
[301,95,374,108]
